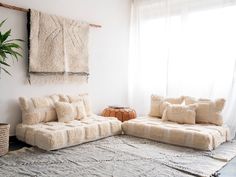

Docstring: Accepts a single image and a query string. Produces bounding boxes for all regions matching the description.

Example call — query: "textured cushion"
[59,93,92,116]
[162,103,197,124]
[55,101,87,123]
[18,95,60,125]
[185,97,225,125]
[122,117,230,150]
[149,95,184,118]
[16,115,122,151]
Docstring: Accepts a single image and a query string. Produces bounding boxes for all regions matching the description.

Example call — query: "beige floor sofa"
[122,94,231,151]
[122,117,230,150]
[16,94,230,151]
[122,95,230,150]
[122,116,230,150]
[16,94,122,151]
[16,115,121,151]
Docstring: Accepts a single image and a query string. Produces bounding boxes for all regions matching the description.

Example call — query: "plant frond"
[1,29,11,43]
[0,19,7,28]
[0,19,23,78]
[1,67,11,76]
[0,50,7,59]
[4,43,22,49]
[0,60,10,66]
[4,39,24,43]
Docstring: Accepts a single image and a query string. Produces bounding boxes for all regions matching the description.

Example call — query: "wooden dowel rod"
[0,2,102,28]
[0,2,28,12]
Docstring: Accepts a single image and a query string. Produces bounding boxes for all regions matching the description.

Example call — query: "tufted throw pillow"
[59,93,93,116]
[55,101,87,123]
[162,103,197,124]
[185,96,225,125]
[149,95,184,118]
[18,95,60,125]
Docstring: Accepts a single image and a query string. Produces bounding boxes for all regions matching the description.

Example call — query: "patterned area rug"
[1,135,236,177]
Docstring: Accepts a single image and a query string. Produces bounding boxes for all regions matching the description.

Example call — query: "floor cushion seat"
[16,115,122,150]
[122,117,230,150]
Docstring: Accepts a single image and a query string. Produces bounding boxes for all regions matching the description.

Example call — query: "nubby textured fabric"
[18,95,60,125]
[122,117,230,150]
[149,95,184,117]
[185,97,225,125]
[28,9,90,84]
[162,103,197,124]
[55,101,87,122]
[16,116,122,151]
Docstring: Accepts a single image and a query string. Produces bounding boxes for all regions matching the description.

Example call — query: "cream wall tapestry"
[28,9,90,84]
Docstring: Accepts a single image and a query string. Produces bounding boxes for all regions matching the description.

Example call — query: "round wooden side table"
[101,106,136,122]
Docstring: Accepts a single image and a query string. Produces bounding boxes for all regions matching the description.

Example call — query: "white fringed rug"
[1,136,236,177]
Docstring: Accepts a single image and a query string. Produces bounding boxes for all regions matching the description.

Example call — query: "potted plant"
[0,19,23,77]
[0,19,23,155]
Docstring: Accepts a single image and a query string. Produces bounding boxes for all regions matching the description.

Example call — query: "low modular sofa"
[123,95,231,150]
[16,94,122,151]
[122,116,230,150]
[16,115,121,151]
[16,94,230,151]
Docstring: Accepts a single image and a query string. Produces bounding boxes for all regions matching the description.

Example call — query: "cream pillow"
[18,94,59,125]
[162,103,197,124]
[185,96,225,125]
[55,101,87,123]
[79,94,93,116]
[149,95,184,118]
[59,93,93,116]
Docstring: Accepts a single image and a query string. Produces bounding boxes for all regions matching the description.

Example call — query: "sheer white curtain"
[129,0,236,137]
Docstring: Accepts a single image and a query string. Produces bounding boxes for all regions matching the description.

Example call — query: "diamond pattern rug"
[1,135,236,177]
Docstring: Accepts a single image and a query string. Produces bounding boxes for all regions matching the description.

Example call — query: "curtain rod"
[0,2,102,28]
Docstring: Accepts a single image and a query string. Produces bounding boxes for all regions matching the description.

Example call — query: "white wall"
[0,0,131,135]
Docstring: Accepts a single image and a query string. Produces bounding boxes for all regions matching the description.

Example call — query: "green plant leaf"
[0,19,23,78]
[0,19,7,28]
[0,50,7,59]
[1,45,22,54]
[4,39,24,43]
[0,32,2,45]
[4,43,22,49]
[4,51,18,60]
[0,60,10,66]
[14,51,23,57]
[1,67,11,76]
[1,29,11,43]
[5,48,22,57]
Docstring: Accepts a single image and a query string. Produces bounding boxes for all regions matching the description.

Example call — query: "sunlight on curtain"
[129,0,236,137]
